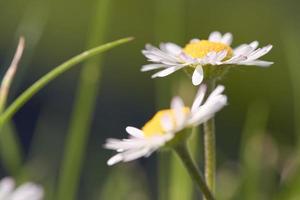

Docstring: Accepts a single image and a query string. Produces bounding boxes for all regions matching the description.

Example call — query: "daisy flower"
[141,31,273,85]
[0,177,44,200]
[104,84,227,165]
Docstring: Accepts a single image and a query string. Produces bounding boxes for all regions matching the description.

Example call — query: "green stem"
[168,127,199,200]
[174,143,214,200]
[0,122,22,175]
[203,80,216,196]
[0,37,133,127]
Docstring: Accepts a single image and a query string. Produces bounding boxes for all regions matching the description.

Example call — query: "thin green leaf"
[0,37,133,127]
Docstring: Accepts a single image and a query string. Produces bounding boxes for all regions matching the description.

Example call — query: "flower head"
[141,31,273,85]
[0,177,44,200]
[104,85,227,165]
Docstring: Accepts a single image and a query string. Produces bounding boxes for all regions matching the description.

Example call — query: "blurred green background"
[0,0,300,199]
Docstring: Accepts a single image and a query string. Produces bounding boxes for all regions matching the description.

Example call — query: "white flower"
[104,85,227,165]
[0,177,44,200]
[141,31,273,85]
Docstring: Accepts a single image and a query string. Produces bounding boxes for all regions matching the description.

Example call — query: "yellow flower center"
[183,40,233,60]
[142,108,190,137]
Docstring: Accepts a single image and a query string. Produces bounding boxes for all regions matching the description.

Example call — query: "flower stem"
[174,143,214,200]
[203,80,216,196]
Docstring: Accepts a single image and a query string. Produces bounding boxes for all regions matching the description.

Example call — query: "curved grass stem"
[0,37,133,128]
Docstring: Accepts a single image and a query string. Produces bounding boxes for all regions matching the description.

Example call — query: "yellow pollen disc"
[142,108,190,137]
[183,40,233,60]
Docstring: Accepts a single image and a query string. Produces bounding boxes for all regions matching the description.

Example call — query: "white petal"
[126,126,144,138]
[107,154,123,165]
[216,50,227,62]
[160,43,182,55]
[191,84,207,113]
[249,41,259,49]
[0,177,15,200]
[208,31,222,42]
[145,44,155,50]
[189,94,227,126]
[142,44,181,65]
[233,41,259,56]
[104,138,147,151]
[122,148,153,162]
[198,56,209,65]
[190,38,200,43]
[192,66,204,85]
[151,66,183,78]
[224,54,247,64]
[247,45,273,60]
[220,32,233,45]
[160,115,173,132]
[11,183,44,200]
[189,85,227,125]
[206,85,225,101]
[234,45,254,56]
[206,52,218,64]
[239,60,274,67]
[178,53,196,63]
[171,96,184,110]
[143,51,176,64]
[171,97,185,127]
[141,64,165,72]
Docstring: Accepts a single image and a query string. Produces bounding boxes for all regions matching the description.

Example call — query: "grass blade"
[100,165,149,200]
[276,25,300,199]
[239,101,269,200]
[153,0,186,199]
[0,121,23,175]
[56,0,114,199]
[0,37,133,127]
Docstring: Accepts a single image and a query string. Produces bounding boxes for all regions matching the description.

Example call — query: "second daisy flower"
[141,31,273,85]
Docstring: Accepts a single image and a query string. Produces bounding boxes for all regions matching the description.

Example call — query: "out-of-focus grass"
[0,0,299,199]
[0,0,49,179]
[0,122,22,175]
[21,102,69,199]
[56,0,113,199]
[13,0,49,77]
[153,0,186,108]
[277,164,300,200]
[216,163,240,200]
[276,24,300,200]
[217,101,275,200]
[238,101,270,200]
[283,25,300,153]
[153,0,188,199]
[100,164,149,200]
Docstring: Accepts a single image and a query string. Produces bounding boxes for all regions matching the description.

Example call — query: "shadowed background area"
[0,0,299,199]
